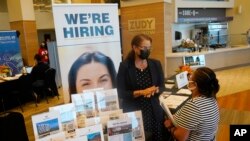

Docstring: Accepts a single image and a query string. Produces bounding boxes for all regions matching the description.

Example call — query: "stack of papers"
[160,95,189,109]
[166,79,175,83]
[176,89,192,95]
[165,84,175,89]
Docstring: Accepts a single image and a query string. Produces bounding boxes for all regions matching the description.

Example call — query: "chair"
[32,68,59,104]
[45,68,59,99]
[18,74,38,107]
[0,112,29,141]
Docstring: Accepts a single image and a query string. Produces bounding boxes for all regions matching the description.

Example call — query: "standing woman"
[117,34,166,141]
[164,67,220,141]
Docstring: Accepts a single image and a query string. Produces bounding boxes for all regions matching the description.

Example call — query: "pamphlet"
[107,118,133,141]
[118,111,145,141]
[165,84,175,89]
[35,132,65,141]
[75,124,104,141]
[160,102,177,126]
[49,103,77,138]
[32,111,62,140]
[97,110,123,135]
[95,88,120,112]
[71,92,96,128]
[160,95,189,109]
[175,71,188,89]
[82,87,104,93]
[176,88,192,95]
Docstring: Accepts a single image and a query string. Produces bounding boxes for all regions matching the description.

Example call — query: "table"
[161,78,191,114]
[0,74,33,112]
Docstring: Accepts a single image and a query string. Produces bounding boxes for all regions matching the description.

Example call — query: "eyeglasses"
[137,45,152,50]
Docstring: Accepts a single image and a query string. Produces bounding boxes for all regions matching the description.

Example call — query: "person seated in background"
[164,67,220,141]
[31,54,50,100]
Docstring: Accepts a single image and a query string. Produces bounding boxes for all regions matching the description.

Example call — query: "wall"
[166,47,250,77]
[172,24,195,47]
[120,2,166,70]
[35,12,55,29]
[0,13,10,30]
[227,0,250,35]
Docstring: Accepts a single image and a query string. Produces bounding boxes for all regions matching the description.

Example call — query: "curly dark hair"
[193,67,220,98]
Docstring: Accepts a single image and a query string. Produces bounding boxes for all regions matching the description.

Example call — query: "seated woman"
[31,54,50,100]
[164,67,220,141]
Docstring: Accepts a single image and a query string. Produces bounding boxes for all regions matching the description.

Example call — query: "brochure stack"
[31,88,145,141]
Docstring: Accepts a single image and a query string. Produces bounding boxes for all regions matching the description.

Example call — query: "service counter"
[166,45,250,77]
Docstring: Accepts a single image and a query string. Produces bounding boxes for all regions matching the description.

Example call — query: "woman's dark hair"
[193,67,220,98]
[68,51,117,94]
[126,34,152,61]
[34,54,42,62]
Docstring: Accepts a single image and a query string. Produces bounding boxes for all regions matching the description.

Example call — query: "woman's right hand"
[141,86,158,98]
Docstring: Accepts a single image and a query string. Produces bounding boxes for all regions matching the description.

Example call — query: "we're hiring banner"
[0,30,23,75]
[52,4,122,102]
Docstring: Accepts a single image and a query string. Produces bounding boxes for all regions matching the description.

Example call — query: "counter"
[165,45,250,77]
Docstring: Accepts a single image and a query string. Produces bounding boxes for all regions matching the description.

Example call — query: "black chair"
[18,74,38,107]
[45,68,59,100]
[0,112,29,141]
[32,68,59,104]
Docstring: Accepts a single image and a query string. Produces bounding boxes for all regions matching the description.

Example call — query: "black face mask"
[139,49,150,60]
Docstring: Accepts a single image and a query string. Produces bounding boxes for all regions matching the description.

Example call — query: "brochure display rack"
[31,88,145,141]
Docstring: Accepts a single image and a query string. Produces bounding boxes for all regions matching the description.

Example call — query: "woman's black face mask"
[139,49,150,60]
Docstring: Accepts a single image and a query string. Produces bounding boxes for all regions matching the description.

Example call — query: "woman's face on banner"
[75,61,113,92]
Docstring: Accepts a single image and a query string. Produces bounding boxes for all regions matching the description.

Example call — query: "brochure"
[49,103,77,138]
[82,87,104,93]
[35,132,65,141]
[160,102,177,127]
[160,95,189,109]
[107,118,133,141]
[32,111,62,140]
[75,124,104,141]
[175,71,188,89]
[118,111,145,141]
[71,92,96,128]
[95,88,120,112]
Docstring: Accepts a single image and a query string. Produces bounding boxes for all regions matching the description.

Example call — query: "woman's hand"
[133,86,159,98]
[142,86,159,98]
[164,119,173,129]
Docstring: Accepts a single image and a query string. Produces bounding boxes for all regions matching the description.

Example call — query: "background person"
[164,67,220,141]
[31,54,50,100]
[68,51,116,95]
[116,34,166,141]
[38,42,49,64]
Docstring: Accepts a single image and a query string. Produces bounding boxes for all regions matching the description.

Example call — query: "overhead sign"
[177,8,232,23]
